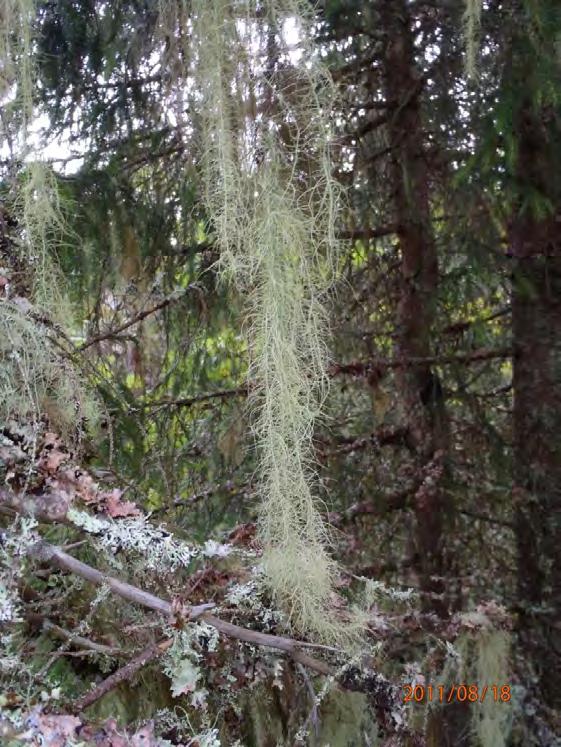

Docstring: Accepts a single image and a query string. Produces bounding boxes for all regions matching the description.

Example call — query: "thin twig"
[319,425,410,458]
[297,662,320,738]
[173,480,252,508]
[26,615,121,656]
[142,385,248,411]
[79,289,191,352]
[331,347,513,377]
[72,638,173,712]
[28,541,331,675]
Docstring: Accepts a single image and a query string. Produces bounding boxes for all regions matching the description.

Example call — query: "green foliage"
[1,0,559,742]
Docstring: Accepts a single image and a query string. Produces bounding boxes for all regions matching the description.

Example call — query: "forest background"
[0,1,560,746]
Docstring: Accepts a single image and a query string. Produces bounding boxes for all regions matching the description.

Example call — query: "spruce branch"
[29,540,214,618]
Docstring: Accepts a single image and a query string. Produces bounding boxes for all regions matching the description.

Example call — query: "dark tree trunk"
[378,3,467,744]
[380,0,448,619]
[510,101,561,714]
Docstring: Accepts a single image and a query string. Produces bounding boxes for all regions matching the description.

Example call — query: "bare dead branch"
[142,385,248,411]
[27,541,332,675]
[26,615,122,656]
[29,540,213,618]
[319,425,410,458]
[72,638,173,712]
[331,347,513,378]
[79,288,192,352]
[19,540,415,740]
[337,224,399,241]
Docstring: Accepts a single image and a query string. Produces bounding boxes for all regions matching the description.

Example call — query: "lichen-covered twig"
[28,540,330,674]
[29,540,214,619]
[26,614,121,656]
[25,545,411,739]
[72,638,173,713]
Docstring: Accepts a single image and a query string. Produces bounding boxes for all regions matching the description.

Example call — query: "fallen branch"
[2,488,413,739]
[28,541,330,675]
[27,542,380,681]
[29,541,213,619]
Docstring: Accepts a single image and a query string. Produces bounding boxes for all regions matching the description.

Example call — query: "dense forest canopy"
[0,0,560,745]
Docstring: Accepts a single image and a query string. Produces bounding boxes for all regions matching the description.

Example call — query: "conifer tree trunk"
[510,100,561,714]
[379,3,467,744]
[380,0,448,620]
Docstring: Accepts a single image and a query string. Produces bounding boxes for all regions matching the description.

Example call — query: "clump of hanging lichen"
[439,624,512,747]
[472,629,512,747]
[0,0,99,438]
[185,0,356,641]
[0,0,34,128]
[463,0,482,80]
[0,303,93,438]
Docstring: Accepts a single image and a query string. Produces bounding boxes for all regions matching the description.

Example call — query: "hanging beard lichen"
[463,0,482,79]
[186,0,356,641]
[429,625,512,747]
[473,630,512,747]
[0,0,34,128]
[0,0,98,438]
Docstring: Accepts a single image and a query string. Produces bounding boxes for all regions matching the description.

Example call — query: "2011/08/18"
[403,684,512,704]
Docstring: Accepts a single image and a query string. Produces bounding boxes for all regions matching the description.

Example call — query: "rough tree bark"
[378,3,465,744]
[379,0,448,620]
[510,99,561,715]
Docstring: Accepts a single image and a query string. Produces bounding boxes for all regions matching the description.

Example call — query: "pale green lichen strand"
[189,0,352,640]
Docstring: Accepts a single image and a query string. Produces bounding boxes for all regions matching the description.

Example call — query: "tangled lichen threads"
[0,2,98,436]
[251,168,339,638]
[450,628,512,747]
[0,302,94,438]
[473,630,512,747]
[0,0,35,133]
[190,0,351,640]
[19,162,71,316]
[190,0,250,276]
[463,0,482,80]
[2,1,68,318]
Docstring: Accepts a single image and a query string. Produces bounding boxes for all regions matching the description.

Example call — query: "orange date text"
[402,684,512,704]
